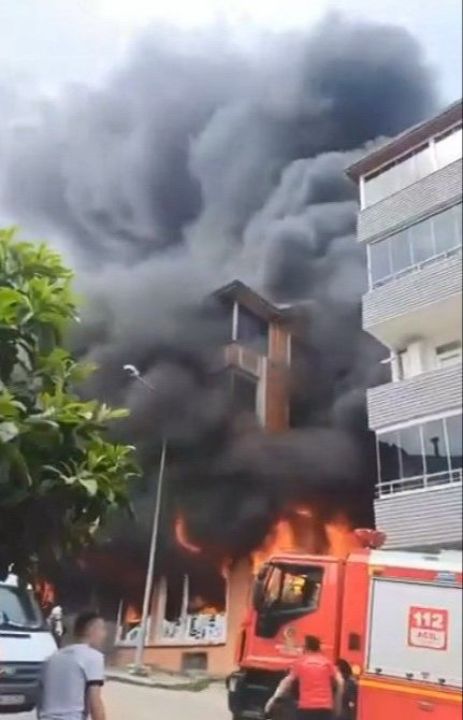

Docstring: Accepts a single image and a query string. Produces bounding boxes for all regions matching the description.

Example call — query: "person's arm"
[87,685,106,720]
[84,650,106,720]
[333,669,345,718]
[265,673,296,715]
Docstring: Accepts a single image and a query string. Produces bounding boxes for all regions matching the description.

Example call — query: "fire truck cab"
[227,541,462,720]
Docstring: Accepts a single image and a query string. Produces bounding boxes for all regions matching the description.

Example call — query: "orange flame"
[326,515,363,558]
[251,518,297,573]
[175,516,202,554]
[250,506,361,574]
[35,579,56,608]
[175,506,362,575]
[124,604,141,625]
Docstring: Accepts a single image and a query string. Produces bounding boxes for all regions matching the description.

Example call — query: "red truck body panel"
[241,555,344,671]
[235,547,462,720]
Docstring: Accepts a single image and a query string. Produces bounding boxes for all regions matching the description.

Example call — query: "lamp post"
[123,365,167,673]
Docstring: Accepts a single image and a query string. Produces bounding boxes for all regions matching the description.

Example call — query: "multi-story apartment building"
[348,100,462,551]
[113,280,294,675]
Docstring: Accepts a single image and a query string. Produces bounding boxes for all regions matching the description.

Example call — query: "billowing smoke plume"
[0,16,436,576]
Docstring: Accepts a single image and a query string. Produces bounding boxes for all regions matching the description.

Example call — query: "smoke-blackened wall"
[0,16,436,569]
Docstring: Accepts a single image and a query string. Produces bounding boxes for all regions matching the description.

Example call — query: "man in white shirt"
[48,605,65,648]
[38,611,107,720]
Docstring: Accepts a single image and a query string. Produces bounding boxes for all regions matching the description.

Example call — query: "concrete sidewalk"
[107,666,224,692]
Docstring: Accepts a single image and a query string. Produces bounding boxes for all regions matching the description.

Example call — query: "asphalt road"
[15,680,230,719]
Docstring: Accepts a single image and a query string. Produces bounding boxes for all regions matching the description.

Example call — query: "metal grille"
[0,663,41,685]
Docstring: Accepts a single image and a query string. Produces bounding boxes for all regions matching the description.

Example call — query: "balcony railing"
[370,244,462,290]
[223,343,262,378]
[376,468,462,499]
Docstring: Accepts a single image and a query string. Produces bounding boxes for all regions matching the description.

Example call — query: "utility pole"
[123,365,168,673]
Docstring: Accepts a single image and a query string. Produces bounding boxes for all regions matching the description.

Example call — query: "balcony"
[368,362,462,430]
[222,342,263,379]
[358,158,462,243]
[363,250,462,346]
[375,472,462,550]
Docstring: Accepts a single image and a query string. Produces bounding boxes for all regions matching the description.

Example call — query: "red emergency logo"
[408,606,449,651]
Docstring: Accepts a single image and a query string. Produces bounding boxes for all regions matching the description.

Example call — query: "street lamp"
[123,364,168,673]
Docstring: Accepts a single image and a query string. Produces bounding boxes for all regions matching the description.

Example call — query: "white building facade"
[348,101,463,550]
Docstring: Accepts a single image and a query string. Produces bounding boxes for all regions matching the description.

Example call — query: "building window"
[116,600,148,647]
[369,237,393,287]
[398,425,424,479]
[215,299,269,355]
[368,203,462,289]
[158,569,228,646]
[377,413,463,495]
[389,228,413,277]
[363,124,462,209]
[436,341,462,368]
[378,430,401,484]
[363,143,434,207]
[422,418,449,477]
[229,370,258,416]
[235,305,269,355]
[447,415,463,471]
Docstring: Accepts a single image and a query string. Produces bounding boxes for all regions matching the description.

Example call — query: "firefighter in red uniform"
[265,636,345,720]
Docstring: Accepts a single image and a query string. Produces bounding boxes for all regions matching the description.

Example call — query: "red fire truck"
[227,532,462,720]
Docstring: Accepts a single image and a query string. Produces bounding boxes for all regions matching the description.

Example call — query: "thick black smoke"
[0,16,436,573]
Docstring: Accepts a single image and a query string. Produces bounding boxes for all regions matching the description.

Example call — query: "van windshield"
[0,585,43,630]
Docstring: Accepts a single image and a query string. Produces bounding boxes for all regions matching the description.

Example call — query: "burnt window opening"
[117,599,144,645]
[236,305,269,355]
[228,370,258,417]
[165,573,186,623]
[213,299,269,353]
[188,569,227,616]
[159,566,228,645]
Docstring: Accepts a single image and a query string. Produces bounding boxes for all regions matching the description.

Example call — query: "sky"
[0,0,462,103]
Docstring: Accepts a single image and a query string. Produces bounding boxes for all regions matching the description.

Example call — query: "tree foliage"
[0,228,139,580]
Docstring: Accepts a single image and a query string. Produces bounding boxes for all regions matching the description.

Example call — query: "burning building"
[112,280,375,675]
[114,281,295,673]
[0,11,439,675]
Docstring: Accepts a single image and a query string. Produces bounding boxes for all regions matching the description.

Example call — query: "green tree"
[0,228,139,581]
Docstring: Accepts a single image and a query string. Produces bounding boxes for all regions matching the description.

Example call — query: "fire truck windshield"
[255,563,323,613]
[254,563,324,638]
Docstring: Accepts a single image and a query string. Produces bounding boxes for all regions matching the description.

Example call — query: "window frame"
[436,341,463,368]
[262,563,324,615]
[362,122,463,210]
[376,411,463,495]
[367,202,462,289]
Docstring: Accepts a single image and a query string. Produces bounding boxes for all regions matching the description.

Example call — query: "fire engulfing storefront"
[114,560,252,674]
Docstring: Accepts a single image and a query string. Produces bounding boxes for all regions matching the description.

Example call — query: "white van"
[0,575,56,713]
